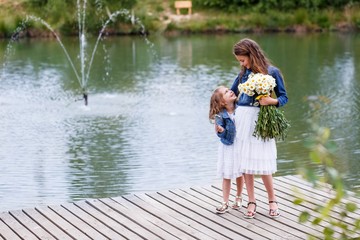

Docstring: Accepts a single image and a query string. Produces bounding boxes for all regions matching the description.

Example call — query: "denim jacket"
[216,109,236,145]
[230,66,288,107]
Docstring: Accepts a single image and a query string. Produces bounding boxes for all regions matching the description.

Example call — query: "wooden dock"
[0,175,359,239]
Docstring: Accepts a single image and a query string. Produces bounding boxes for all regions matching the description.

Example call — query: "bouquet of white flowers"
[238,73,290,141]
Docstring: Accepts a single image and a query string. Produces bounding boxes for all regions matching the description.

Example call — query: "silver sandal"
[216,202,229,214]
[231,196,242,210]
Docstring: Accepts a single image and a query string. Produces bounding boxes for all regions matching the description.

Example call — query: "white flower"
[238,72,289,141]
[238,73,277,97]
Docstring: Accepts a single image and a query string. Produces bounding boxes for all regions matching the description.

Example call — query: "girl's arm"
[260,66,288,107]
[217,127,227,139]
[230,75,240,96]
[215,124,224,133]
[215,116,227,138]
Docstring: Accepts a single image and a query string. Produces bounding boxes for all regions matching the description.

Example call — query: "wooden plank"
[280,175,360,208]
[0,176,358,240]
[271,178,360,222]
[170,188,286,240]
[97,197,178,240]
[273,177,360,238]
[155,189,264,239]
[209,183,324,238]
[119,194,212,240]
[175,1,192,8]
[276,176,360,207]
[61,202,123,239]
[86,198,161,239]
[48,205,107,240]
[174,0,192,15]
[256,178,356,229]
[22,208,73,240]
[136,193,229,240]
[0,211,39,240]
[8,210,55,240]
[35,206,91,240]
[187,187,304,239]
[74,200,142,240]
[244,179,345,239]
[0,218,21,240]
[187,186,305,240]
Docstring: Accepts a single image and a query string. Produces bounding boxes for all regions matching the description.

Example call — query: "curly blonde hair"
[209,86,225,120]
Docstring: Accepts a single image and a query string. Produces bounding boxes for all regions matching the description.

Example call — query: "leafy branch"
[294,95,359,240]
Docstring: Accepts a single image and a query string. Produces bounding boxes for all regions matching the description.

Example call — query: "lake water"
[0,33,359,211]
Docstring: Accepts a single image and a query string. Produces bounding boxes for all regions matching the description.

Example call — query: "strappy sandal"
[216,202,229,214]
[269,201,280,218]
[231,196,242,210]
[244,202,256,219]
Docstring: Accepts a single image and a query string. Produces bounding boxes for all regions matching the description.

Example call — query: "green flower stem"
[253,105,290,141]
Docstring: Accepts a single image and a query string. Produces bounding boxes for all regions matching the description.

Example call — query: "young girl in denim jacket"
[209,86,244,214]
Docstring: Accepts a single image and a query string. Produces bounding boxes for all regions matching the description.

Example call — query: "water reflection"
[318,50,360,188]
[0,33,359,212]
[66,116,131,200]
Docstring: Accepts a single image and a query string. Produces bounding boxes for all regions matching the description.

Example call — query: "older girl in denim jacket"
[230,38,288,219]
[209,86,244,214]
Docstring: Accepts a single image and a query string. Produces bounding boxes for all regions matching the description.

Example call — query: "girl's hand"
[215,124,225,133]
[258,96,278,106]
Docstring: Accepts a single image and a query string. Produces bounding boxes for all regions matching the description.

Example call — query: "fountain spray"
[4,0,151,106]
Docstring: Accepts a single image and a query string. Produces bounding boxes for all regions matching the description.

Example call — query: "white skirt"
[234,106,277,175]
[217,142,243,180]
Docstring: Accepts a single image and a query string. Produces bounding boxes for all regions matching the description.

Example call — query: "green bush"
[192,0,356,11]
[265,10,294,28]
[294,8,309,25]
[349,4,360,29]
[246,12,268,28]
[27,0,48,7]
[315,12,331,29]
[0,21,11,37]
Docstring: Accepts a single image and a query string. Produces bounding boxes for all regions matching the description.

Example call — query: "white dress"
[234,106,277,175]
[216,111,243,180]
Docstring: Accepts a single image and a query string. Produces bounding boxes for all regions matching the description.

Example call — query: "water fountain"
[3,0,150,105]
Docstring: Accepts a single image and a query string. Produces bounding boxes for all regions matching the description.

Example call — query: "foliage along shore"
[0,0,360,39]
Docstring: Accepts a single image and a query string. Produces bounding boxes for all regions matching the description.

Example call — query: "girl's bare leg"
[244,174,256,214]
[216,178,232,213]
[231,176,244,210]
[261,174,280,217]
[222,178,231,202]
[261,174,276,201]
[235,176,244,197]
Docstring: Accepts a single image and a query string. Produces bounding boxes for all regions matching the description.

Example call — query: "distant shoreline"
[1,23,358,40]
[0,0,359,39]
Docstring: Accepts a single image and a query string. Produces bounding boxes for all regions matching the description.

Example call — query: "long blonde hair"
[209,86,225,120]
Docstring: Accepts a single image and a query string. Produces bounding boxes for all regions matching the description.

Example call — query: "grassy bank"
[0,0,359,38]
[153,0,360,34]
